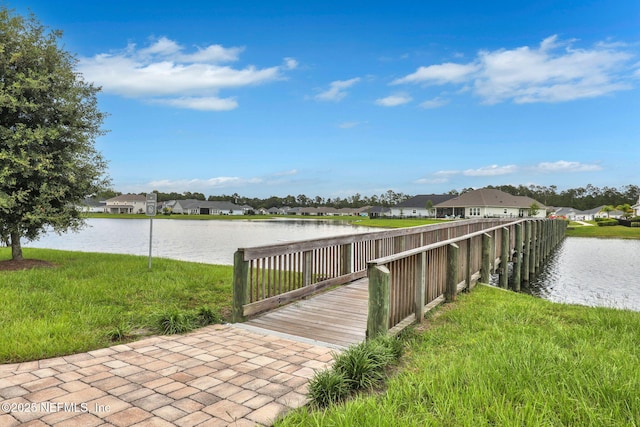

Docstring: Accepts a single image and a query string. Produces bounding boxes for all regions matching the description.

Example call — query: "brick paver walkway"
[0,324,336,426]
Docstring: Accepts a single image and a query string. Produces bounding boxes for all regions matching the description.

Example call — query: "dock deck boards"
[244,278,369,348]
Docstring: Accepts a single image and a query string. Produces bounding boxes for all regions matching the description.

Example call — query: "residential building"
[78,197,106,213]
[169,199,245,215]
[105,194,147,214]
[434,188,547,218]
[388,194,456,218]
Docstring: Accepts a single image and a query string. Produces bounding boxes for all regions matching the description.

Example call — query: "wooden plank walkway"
[240,278,369,349]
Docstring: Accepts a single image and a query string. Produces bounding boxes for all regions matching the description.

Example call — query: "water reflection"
[523,237,640,311]
[26,218,379,265]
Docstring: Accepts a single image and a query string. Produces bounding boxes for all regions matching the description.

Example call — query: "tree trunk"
[10,231,23,261]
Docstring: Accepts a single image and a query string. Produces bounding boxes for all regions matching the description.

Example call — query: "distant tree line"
[481,184,639,211]
[97,184,639,211]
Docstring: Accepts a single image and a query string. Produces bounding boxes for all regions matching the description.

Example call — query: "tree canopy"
[0,7,108,260]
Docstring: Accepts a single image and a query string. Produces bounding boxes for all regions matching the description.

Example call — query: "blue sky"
[14,0,640,199]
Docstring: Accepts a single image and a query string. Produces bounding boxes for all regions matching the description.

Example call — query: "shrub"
[596,219,618,227]
[153,309,198,334]
[632,222,640,227]
[333,342,387,391]
[196,306,222,326]
[307,369,350,408]
[105,321,132,342]
[307,335,404,408]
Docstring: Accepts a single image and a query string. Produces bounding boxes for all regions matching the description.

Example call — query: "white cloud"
[392,62,478,85]
[414,177,450,184]
[338,121,364,129]
[153,96,238,111]
[375,93,412,107]
[532,160,602,173]
[315,78,361,101]
[419,97,449,109]
[463,164,518,177]
[393,35,636,104]
[78,36,295,110]
[148,176,262,191]
[271,169,298,177]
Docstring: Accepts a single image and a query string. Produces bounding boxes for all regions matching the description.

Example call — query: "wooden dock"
[241,278,369,349]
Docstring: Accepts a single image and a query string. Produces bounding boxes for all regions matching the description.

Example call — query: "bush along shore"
[276,285,640,426]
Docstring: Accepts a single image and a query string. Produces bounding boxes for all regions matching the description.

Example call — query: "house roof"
[395,194,456,208]
[435,188,546,209]
[174,199,243,211]
[367,206,391,214]
[105,194,146,203]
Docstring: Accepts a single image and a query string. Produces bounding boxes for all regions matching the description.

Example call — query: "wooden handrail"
[365,218,567,338]
[232,218,520,322]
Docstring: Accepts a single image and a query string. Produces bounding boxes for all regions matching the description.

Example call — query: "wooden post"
[491,229,497,274]
[415,252,426,323]
[232,250,250,323]
[340,243,352,276]
[446,243,459,302]
[523,221,531,283]
[367,264,390,338]
[302,250,313,286]
[535,220,542,273]
[513,223,522,291]
[530,221,537,278]
[500,227,509,289]
[465,237,472,290]
[481,233,491,284]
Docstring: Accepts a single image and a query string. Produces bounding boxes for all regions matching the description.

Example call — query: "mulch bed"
[0,258,56,271]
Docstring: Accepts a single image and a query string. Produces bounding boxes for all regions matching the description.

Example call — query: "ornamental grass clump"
[153,305,224,335]
[307,335,403,408]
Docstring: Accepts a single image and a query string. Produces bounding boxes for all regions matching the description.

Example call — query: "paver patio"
[0,324,337,426]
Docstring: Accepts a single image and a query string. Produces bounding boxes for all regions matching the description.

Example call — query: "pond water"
[25,218,379,265]
[522,237,640,311]
[25,220,639,311]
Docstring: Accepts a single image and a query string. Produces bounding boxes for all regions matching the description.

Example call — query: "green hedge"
[596,219,619,227]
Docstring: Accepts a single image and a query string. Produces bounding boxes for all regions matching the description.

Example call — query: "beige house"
[105,194,147,214]
[435,188,547,219]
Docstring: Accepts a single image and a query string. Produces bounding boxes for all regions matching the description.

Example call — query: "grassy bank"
[277,285,640,426]
[566,223,640,239]
[0,248,233,363]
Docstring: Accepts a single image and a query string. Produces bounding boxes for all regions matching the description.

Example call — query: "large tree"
[0,7,108,260]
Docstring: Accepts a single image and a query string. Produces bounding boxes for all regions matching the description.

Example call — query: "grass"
[0,248,233,363]
[566,223,640,239]
[349,218,447,228]
[276,285,640,426]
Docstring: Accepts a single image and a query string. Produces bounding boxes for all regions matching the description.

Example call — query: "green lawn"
[277,285,640,426]
[566,223,640,239]
[0,248,233,363]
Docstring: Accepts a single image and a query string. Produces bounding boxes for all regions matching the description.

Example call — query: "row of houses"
[81,190,640,220]
[551,196,640,220]
[82,188,547,219]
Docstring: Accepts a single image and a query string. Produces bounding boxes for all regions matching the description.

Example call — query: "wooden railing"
[366,218,567,337]
[233,218,523,321]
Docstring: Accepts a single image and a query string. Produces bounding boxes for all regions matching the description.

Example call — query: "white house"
[389,194,456,217]
[170,199,245,215]
[435,188,547,219]
[105,194,147,214]
[78,197,106,213]
[633,196,640,217]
